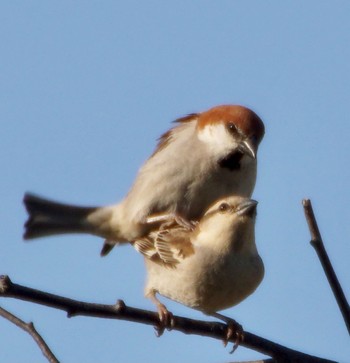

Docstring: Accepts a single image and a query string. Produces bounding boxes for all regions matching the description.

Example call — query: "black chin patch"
[218,151,243,171]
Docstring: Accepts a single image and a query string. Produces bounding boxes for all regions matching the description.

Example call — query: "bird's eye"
[227,122,238,134]
[219,203,230,212]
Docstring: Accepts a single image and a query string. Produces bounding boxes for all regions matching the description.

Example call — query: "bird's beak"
[238,138,257,159]
[236,199,258,216]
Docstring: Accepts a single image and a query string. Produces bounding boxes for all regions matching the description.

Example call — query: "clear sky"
[1,1,349,362]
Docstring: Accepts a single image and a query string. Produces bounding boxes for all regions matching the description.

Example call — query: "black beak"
[236,199,258,216]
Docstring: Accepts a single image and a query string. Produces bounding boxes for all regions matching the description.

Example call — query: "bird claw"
[222,319,244,354]
[173,215,198,231]
[156,213,197,232]
[154,303,175,337]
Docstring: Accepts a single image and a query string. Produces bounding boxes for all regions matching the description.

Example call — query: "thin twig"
[302,199,350,335]
[0,305,59,363]
[0,275,335,363]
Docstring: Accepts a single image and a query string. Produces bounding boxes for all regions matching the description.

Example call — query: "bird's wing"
[133,215,196,267]
[150,113,199,157]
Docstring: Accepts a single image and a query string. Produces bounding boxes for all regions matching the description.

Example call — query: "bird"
[134,195,264,343]
[23,104,265,255]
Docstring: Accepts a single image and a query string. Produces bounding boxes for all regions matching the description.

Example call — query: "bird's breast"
[145,249,264,313]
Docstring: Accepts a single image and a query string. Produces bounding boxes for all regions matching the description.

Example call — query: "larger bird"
[24,105,265,254]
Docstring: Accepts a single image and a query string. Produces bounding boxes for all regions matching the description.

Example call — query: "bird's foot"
[224,318,244,353]
[210,312,244,353]
[172,214,198,231]
[154,302,175,337]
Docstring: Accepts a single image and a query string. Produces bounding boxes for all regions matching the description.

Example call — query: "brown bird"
[135,195,264,343]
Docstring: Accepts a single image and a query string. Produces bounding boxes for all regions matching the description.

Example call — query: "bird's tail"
[23,193,112,240]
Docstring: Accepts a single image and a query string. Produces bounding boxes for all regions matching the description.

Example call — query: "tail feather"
[23,193,99,239]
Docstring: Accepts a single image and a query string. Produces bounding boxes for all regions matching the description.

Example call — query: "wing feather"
[133,216,195,267]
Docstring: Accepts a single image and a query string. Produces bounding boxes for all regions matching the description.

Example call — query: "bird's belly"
[145,253,264,313]
[182,165,257,220]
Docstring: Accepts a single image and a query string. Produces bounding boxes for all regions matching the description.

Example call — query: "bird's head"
[196,105,265,170]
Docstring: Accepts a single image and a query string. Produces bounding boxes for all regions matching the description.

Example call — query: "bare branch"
[0,275,335,363]
[302,199,350,334]
[0,305,59,363]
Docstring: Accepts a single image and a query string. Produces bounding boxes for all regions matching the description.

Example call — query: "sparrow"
[23,105,265,255]
[135,195,264,342]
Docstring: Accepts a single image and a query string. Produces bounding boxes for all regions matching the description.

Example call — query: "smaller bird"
[23,193,263,348]
[134,195,264,343]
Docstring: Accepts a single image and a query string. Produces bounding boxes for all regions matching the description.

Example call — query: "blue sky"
[1,1,349,362]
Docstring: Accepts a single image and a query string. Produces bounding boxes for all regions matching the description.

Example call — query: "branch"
[0,275,335,363]
[0,305,59,363]
[302,199,350,334]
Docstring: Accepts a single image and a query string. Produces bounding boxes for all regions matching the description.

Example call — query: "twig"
[0,275,335,363]
[302,199,350,335]
[0,305,59,363]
